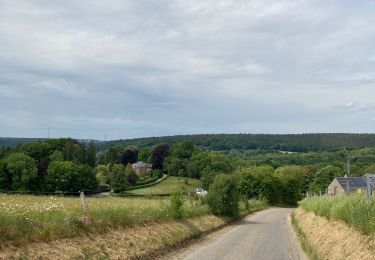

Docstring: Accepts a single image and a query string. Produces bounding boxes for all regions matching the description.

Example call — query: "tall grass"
[0,194,210,246]
[300,195,375,235]
[0,193,267,247]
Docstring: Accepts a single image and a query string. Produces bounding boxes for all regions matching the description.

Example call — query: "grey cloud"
[1,0,375,139]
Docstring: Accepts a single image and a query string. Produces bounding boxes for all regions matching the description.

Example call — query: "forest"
[99,133,375,152]
[3,133,375,152]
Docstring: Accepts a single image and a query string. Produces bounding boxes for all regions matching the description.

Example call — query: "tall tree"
[125,164,138,185]
[4,153,37,191]
[121,149,138,166]
[110,164,127,192]
[138,147,151,162]
[151,144,170,170]
[86,141,97,167]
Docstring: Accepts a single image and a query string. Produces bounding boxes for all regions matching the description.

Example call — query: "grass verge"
[0,200,267,259]
[300,194,375,235]
[293,207,375,260]
[291,211,320,260]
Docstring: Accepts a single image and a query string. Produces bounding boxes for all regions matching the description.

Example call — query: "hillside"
[99,133,375,152]
[3,133,375,152]
[127,176,202,196]
[0,138,45,148]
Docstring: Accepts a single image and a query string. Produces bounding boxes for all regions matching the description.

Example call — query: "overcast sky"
[1,0,375,140]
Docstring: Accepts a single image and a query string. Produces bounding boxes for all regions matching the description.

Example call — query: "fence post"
[366,175,373,200]
[80,191,88,215]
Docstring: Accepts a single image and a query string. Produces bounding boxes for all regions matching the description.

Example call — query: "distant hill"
[0,138,103,148]
[0,138,46,148]
[100,133,375,152]
[3,134,375,152]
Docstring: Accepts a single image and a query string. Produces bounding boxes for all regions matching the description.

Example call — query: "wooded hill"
[2,133,375,152]
[99,133,375,152]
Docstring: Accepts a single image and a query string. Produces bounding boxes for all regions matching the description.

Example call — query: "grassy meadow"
[0,193,210,246]
[127,176,202,195]
[300,195,375,235]
[0,192,266,247]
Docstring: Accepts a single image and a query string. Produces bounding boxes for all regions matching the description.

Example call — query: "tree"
[49,150,64,162]
[207,174,239,217]
[201,170,225,190]
[309,165,342,193]
[110,164,127,192]
[364,164,375,174]
[46,161,97,192]
[86,141,96,167]
[0,159,11,190]
[275,166,308,205]
[151,144,170,170]
[95,165,110,184]
[170,141,196,159]
[107,147,119,164]
[121,149,138,166]
[63,140,86,164]
[164,156,184,176]
[138,147,151,162]
[235,166,281,204]
[21,141,53,161]
[4,153,37,191]
[125,164,138,185]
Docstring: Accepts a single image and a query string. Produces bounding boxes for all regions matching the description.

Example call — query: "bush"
[207,174,239,217]
[170,188,184,219]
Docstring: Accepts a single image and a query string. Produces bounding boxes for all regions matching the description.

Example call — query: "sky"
[1,0,375,140]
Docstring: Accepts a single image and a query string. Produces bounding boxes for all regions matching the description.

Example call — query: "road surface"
[180,208,307,260]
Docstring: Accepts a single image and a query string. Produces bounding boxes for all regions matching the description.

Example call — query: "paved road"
[182,208,307,260]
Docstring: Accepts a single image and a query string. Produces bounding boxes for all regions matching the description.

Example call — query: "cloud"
[1,0,375,139]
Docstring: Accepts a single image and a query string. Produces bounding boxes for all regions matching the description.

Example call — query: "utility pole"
[47,127,50,139]
[344,148,351,176]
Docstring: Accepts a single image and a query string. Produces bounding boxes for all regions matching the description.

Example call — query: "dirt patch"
[0,215,226,260]
[294,208,375,260]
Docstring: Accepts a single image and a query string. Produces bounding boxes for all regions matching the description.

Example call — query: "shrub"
[170,188,184,219]
[207,174,239,217]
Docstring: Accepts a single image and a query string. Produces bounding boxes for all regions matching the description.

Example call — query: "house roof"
[335,173,375,192]
[131,161,152,167]
[336,177,366,189]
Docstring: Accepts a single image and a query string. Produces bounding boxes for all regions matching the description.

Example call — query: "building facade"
[131,161,153,175]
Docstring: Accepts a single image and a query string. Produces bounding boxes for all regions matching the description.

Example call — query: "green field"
[127,176,202,195]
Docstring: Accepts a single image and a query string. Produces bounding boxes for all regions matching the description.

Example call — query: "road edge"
[152,207,269,260]
[286,212,309,260]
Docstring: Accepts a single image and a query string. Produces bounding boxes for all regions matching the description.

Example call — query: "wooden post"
[80,191,88,215]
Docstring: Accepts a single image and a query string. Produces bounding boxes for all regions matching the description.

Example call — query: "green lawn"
[128,176,202,195]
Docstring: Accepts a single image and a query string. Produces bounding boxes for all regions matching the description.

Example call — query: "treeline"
[2,138,375,205]
[0,139,98,192]
[0,138,168,193]
[151,141,350,204]
[0,138,45,148]
[100,133,375,152]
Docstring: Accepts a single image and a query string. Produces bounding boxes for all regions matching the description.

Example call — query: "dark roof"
[335,173,375,192]
[336,177,366,189]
